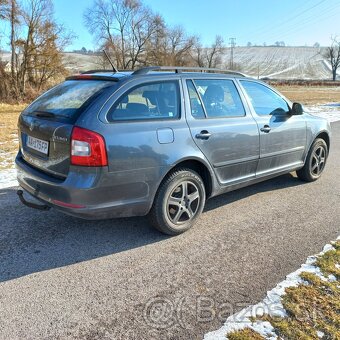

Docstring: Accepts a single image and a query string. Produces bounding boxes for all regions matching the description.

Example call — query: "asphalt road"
[0,123,339,340]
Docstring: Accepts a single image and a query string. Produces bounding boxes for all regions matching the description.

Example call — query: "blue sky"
[3,0,340,50]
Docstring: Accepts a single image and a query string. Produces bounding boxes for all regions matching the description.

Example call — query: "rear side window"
[107,81,180,122]
[240,81,290,115]
[189,79,245,118]
[24,80,115,121]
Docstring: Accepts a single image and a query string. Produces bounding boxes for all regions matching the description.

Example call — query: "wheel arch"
[315,131,330,152]
[159,157,216,200]
[304,130,331,164]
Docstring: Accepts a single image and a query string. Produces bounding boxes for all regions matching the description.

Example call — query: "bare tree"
[194,35,225,68]
[0,0,72,101]
[206,35,224,68]
[128,7,158,68]
[0,0,9,19]
[0,0,19,99]
[14,0,73,94]
[0,0,11,100]
[144,14,167,66]
[165,26,196,66]
[10,0,16,80]
[84,0,151,69]
[84,1,197,68]
[324,38,340,81]
[18,0,52,93]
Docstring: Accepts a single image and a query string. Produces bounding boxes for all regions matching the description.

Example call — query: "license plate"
[27,135,49,155]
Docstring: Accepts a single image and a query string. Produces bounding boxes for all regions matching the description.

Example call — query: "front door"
[184,78,260,185]
[239,80,306,177]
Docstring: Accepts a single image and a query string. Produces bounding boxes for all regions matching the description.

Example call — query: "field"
[0,104,25,170]
[228,46,333,79]
[276,86,340,104]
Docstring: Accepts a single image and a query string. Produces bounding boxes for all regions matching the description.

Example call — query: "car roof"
[68,66,250,82]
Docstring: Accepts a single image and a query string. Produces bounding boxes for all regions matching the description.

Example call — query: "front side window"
[108,81,180,121]
[188,79,245,118]
[240,81,290,116]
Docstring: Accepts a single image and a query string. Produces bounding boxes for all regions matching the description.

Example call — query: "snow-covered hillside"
[226,46,332,79]
[0,47,338,79]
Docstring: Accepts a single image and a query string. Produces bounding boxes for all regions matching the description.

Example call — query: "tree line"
[0,0,339,102]
[0,0,73,101]
[84,0,226,70]
[0,0,227,102]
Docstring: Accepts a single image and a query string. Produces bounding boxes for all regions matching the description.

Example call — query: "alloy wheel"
[166,180,200,225]
[311,145,326,176]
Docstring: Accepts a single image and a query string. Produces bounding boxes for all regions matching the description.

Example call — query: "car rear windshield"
[23,80,116,121]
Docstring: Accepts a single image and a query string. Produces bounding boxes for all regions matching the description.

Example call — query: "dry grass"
[276,86,340,105]
[227,328,265,340]
[0,104,26,170]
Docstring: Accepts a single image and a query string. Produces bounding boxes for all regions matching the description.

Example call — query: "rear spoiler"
[65,75,120,81]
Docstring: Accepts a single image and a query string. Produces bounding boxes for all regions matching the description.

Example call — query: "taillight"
[71,126,108,167]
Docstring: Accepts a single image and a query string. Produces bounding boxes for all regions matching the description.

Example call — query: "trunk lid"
[18,79,116,178]
[19,115,73,178]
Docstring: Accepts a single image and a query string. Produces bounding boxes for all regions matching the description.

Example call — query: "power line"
[263,1,340,43]
[245,0,316,39]
[246,0,328,43]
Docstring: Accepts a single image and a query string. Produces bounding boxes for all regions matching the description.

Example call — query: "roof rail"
[132,66,246,77]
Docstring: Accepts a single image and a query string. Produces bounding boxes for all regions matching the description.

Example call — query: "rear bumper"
[15,153,155,219]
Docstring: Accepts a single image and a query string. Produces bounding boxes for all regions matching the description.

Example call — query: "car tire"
[296,138,328,182]
[149,168,206,235]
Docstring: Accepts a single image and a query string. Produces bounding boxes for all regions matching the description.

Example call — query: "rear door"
[18,79,115,178]
[184,77,260,185]
[239,80,306,176]
[97,78,186,174]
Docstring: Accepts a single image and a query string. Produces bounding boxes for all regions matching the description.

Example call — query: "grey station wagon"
[16,66,331,235]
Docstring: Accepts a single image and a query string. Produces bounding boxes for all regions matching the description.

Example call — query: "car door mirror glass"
[291,102,303,115]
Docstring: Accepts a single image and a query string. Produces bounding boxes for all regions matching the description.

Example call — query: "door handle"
[260,125,271,133]
[195,130,212,140]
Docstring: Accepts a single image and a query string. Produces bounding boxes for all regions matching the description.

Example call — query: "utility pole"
[229,37,236,69]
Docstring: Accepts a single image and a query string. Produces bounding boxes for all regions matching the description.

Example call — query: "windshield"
[24,80,116,120]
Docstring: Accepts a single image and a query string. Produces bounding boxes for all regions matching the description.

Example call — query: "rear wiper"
[35,111,55,118]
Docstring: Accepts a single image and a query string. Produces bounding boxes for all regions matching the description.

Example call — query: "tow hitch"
[17,190,51,211]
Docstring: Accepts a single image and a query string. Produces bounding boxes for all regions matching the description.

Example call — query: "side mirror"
[291,102,303,115]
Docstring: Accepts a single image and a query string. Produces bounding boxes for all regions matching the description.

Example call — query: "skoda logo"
[29,122,35,131]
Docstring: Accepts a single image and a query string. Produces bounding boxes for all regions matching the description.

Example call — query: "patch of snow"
[328,274,336,282]
[317,330,325,338]
[305,104,340,122]
[203,238,339,340]
[322,243,334,253]
[0,168,18,189]
[204,320,277,340]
